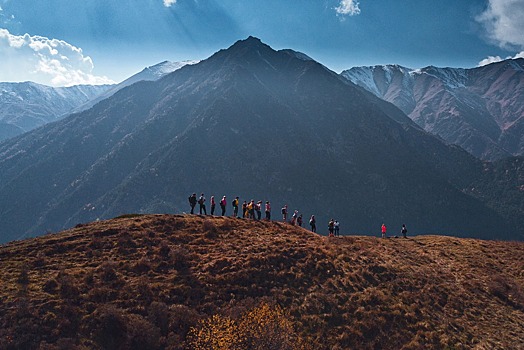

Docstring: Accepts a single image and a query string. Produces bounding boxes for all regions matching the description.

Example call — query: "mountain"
[0,36,522,244]
[1,215,523,349]
[71,60,198,114]
[341,59,524,161]
[0,82,112,142]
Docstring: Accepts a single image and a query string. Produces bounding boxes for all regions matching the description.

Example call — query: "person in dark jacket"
[188,193,197,214]
[198,193,207,215]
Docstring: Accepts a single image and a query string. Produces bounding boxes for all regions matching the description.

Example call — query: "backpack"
[281,208,286,214]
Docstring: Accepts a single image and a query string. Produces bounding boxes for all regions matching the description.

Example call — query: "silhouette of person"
[309,215,316,233]
[281,205,288,222]
[265,201,271,220]
[198,193,207,215]
[401,224,407,238]
[188,193,197,214]
[210,195,215,215]
[334,220,340,236]
[220,196,227,216]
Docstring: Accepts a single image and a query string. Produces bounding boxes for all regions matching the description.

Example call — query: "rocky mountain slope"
[0,82,112,141]
[0,37,522,244]
[1,215,523,349]
[341,59,524,161]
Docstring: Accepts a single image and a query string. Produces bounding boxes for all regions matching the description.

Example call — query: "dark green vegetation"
[0,37,523,243]
[1,215,523,349]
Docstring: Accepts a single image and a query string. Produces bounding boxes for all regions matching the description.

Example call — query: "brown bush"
[187,303,311,350]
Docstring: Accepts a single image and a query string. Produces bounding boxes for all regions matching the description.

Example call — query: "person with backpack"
[210,195,216,215]
[297,214,303,227]
[309,215,316,233]
[198,193,207,215]
[401,224,407,238]
[291,210,299,225]
[232,197,239,217]
[281,205,288,222]
[188,193,197,214]
[334,220,340,236]
[328,219,335,237]
[220,196,227,216]
[381,223,387,238]
[265,201,271,221]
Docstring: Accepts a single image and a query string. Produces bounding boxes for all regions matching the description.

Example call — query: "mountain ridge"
[341,58,524,160]
[0,37,522,243]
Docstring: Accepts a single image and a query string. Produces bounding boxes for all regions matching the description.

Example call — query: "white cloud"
[478,51,524,67]
[476,0,524,49]
[0,28,115,86]
[335,0,361,16]
[163,0,177,7]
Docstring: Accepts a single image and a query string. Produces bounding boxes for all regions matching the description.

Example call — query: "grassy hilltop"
[0,214,523,349]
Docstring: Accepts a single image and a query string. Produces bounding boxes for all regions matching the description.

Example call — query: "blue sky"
[1,0,523,86]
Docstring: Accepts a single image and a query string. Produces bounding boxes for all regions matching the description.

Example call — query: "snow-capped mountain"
[342,59,524,160]
[71,60,199,114]
[0,82,112,142]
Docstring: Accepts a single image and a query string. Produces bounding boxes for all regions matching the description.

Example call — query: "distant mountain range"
[0,82,111,141]
[0,37,522,243]
[342,59,524,161]
[0,61,197,142]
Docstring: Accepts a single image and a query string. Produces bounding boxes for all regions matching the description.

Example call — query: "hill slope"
[1,37,522,243]
[1,215,523,349]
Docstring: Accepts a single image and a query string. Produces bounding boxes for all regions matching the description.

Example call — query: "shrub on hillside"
[187,302,312,350]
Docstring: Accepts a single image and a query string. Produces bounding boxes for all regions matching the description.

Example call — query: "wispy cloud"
[476,0,524,49]
[0,28,114,86]
[163,0,177,7]
[478,51,524,67]
[335,0,361,16]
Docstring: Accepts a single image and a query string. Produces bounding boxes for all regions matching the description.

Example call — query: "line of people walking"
[188,193,408,238]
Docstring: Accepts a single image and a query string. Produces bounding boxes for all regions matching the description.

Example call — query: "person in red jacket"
[265,201,271,221]
[381,223,387,238]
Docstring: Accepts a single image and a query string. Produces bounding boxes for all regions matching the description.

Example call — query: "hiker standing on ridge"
[198,193,207,215]
[232,197,239,217]
[242,201,247,218]
[188,193,197,214]
[248,200,256,219]
[297,214,303,227]
[401,224,407,238]
[291,210,298,225]
[281,205,288,222]
[256,201,262,220]
[210,196,216,215]
[328,219,335,237]
[265,201,271,221]
[309,215,316,233]
[381,223,387,238]
[220,196,227,216]
[334,220,340,236]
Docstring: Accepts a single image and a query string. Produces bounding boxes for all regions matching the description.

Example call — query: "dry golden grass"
[0,214,523,349]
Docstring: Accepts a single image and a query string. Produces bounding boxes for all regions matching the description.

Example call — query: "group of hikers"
[188,193,408,238]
